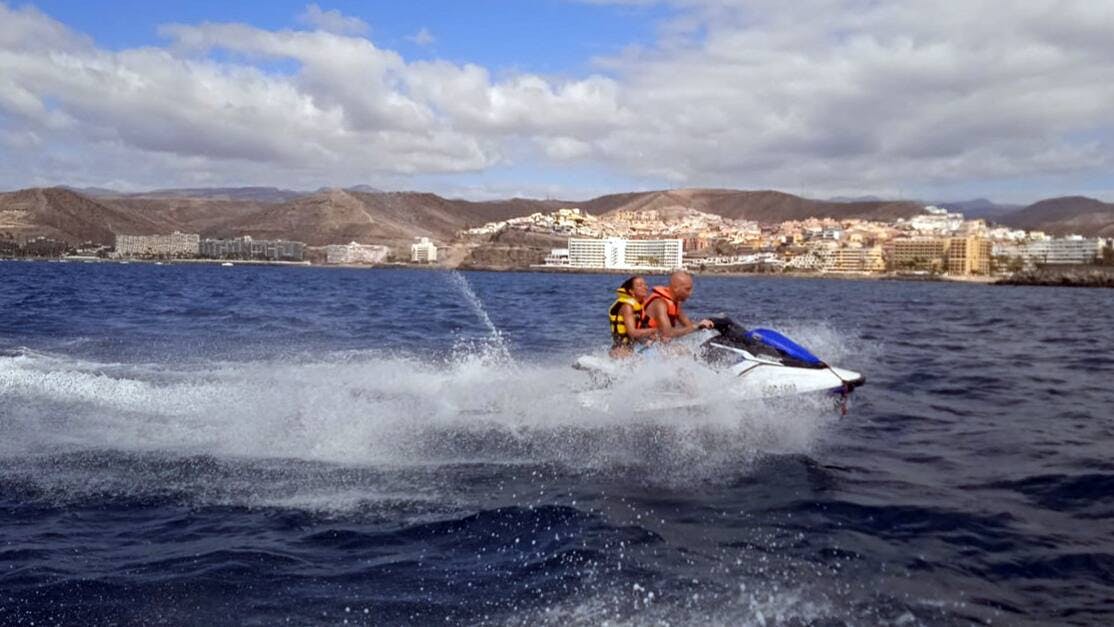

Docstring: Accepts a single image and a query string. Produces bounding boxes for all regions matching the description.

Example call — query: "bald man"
[641,271,714,341]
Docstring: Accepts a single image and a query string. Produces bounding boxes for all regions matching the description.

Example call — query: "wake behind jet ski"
[574,316,865,401]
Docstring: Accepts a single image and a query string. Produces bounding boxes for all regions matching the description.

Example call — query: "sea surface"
[2,261,1113,625]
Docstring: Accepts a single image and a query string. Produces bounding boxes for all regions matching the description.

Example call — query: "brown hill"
[580,189,923,223]
[214,189,565,246]
[134,187,307,203]
[999,196,1114,237]
[103,196,278,236]
[0,187,171,244]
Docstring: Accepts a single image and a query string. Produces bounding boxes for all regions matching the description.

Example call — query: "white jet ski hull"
[573,321,865,403]
[573,353,863,399]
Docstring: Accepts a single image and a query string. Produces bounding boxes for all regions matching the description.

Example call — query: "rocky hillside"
[211,189,566,246]
[581,189,924,223]
[104,196,275,235]
[998,196,1114,237]
[460,229,567,269]
[0,187,171,243]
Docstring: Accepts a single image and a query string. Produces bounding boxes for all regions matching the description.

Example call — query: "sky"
[1,0,1112,203]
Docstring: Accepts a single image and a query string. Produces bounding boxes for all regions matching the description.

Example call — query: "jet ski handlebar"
[706,316,746,337]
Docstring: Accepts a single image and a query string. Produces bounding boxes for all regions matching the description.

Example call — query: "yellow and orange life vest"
[608,288,643,345]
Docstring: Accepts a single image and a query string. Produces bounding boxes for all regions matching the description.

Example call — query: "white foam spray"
[445,270,510,362]
[0,319,866,510]
[1,348,839,471]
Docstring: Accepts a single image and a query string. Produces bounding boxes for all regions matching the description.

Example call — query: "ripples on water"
[1,262,1113,624]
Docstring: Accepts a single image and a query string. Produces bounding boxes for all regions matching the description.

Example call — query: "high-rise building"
[566,238,683,270]
[115,232,200,257]
[1001,237,1104,266]
[199,236,304,261]
[411,237,438,263]
[889,237,991,275]
[946,237,992,275]
[889,238,948,272]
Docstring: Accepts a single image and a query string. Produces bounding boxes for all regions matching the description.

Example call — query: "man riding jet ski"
[575,316,865,401]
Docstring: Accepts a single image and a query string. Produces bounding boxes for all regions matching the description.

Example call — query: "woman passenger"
[608,275,658,357]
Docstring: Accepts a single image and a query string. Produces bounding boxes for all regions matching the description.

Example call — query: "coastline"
[995,266,1114,288]
[8,256,1110,288]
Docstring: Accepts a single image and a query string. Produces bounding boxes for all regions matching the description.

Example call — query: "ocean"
[1,262,1112,625]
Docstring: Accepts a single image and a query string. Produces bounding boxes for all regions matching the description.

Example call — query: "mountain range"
[935,198,1024,219]
[2,186,1112,248]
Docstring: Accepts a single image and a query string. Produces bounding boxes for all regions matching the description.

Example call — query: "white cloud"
[576,0,1114,196]
[1,0,1112,200]
[407,27,435,46]
[539,136,594,160]
[296,3,368,35]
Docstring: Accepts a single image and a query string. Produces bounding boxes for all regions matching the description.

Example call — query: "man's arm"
[650,300,692,340]
[662,305,713,339]
[676,307,694,329]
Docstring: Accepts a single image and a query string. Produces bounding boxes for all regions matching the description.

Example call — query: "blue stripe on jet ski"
[745,329,825,366]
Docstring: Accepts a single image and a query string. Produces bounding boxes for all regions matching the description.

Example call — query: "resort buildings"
[562,238,684,271]
[115,232,200,258]
[887,237,992,275]
[994,237,1105,268]
[326,242,389,264]
[199,236,305,261]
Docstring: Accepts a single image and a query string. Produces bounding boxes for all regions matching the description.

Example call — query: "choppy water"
[1,262,1112,625]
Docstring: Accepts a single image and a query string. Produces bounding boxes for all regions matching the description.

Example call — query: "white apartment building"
[325,242,389,264]
[566,238,683,270]
[785,250,832,271]
[410,237,438,263]
[544,248,570,266]
[995,236,1104,267]
[115,232,200,257]
[907,206,965,233]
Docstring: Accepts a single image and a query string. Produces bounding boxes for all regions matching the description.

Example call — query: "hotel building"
[410,237,438,263]
[115,232,200,258]
[829,246,885,273]
[326,242,389,264]
[998,237,1104,267]
[890,238,948,272]
[565,238,683,270]
[946,237,992,275]
[199,236,305,261]
[889,237,992,275]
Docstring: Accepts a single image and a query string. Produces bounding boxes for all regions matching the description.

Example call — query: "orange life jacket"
[641,286,679,329]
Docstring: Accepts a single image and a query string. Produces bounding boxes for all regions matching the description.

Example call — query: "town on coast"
[5,193,1112,286]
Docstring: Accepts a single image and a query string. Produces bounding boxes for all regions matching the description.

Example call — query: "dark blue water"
[2,261,1113,625]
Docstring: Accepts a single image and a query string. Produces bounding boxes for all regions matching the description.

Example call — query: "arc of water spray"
[447,271,511,362]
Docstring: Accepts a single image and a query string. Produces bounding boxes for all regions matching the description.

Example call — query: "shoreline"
[6,256,1110,288]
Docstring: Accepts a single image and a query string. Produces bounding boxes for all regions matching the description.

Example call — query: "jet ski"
[573,317,865,401]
